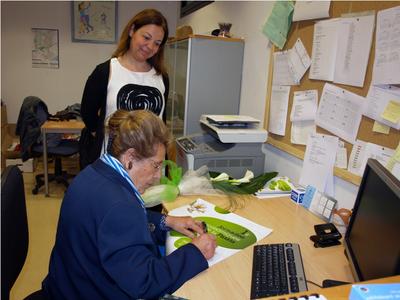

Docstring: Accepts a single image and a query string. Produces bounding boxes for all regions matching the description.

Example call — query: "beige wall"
[1,1,179,123]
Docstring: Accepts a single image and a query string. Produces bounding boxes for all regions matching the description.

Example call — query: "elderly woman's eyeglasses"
[149,159,163,170]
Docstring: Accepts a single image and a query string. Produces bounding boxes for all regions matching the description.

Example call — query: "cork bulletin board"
[264,1,400,186]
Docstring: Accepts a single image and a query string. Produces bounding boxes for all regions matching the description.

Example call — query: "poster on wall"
[32,28,59,69]
[71,1,117,44]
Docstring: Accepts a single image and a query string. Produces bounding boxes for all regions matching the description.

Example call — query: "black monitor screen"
[344,159,400,281]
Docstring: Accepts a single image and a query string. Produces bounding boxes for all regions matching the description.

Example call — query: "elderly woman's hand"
[165,215,205,238]
[165,215,217,260]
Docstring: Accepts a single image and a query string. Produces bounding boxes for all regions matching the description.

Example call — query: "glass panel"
[172,40,188,137]
[165,43,175,134]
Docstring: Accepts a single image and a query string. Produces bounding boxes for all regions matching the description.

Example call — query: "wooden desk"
[41,120,84,196]
[163,195,357,299]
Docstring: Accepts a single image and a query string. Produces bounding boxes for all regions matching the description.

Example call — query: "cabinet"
[165,35,244,137]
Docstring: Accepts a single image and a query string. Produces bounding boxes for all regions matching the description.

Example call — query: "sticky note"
[381,100,400,124]
[372,121,390,134]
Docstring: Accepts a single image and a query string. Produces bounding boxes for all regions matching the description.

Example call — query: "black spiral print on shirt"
[117,84,163,115]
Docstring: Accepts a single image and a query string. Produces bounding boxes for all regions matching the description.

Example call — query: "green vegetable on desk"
[266,176,293,192]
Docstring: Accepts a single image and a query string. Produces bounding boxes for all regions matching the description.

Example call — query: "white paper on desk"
[333,14,375,87]
[310,18,340,81]
[291,120,316,145]
[315,83,365,144]
[299,133,338,196]
[273,51,299,86]
[372,6,400,85]
[268,85,290,136]
[348,139,395,176]
[288,38,311,83]
[364,85,400,130]
[290,90,318,122]
[292,0,330,22]
[166,198,272,267]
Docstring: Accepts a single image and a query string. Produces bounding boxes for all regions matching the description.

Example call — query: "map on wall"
[32,28,59,69]
[166,198,272,267]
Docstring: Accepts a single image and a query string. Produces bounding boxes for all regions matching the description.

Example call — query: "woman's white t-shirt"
[102,57,165,153]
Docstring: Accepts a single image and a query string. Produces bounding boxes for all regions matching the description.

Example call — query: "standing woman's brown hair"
[112,9,169,77]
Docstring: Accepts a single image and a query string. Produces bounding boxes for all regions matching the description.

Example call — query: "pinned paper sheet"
[372,121,390,134]
[291,120,316,145]
[364,85,400,130]
[292,0,330,22]
[309,18,340,81]
[372,6,400,85]
[290,90,318,122]
[299,133,338,197]
[333,14,375,87]
[386,142,400,171]
[288,38,311,84]
[335,141,348,169]
[262,1,294,49]
[273,51,299,86]
[269,85,290,136]
[316,83,365,144]
[381,101,400,124]
[348,140,395,176]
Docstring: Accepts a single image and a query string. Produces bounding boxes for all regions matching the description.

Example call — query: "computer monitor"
[344,158,400,282]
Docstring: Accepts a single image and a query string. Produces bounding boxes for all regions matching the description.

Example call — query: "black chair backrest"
[1,165,29,300]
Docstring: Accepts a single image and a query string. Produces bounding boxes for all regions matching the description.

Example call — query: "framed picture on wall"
[32,28,59,69]
[71,1,117,44]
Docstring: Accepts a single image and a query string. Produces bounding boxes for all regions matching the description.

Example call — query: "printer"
[175,115,268,178]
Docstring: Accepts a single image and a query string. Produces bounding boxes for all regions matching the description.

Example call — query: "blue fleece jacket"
[42,159,208,300]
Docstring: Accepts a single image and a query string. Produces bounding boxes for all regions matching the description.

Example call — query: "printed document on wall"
[364,85,400,130]
[273,51,298,86]
[290,90,318,122]
[287,38,311,83]
[372,6,400,85]
[309,18,340,81]
[269,85,290,136]
[315,83,365,144]
[299,133,338,197]
[291,121,316,145]
[292,0,330,22]
[333,14,375,87]
[348,139,395,176]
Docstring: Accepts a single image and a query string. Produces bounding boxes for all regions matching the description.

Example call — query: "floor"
[10,157,79,300]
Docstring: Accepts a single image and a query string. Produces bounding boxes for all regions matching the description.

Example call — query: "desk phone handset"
[310,223,342,248]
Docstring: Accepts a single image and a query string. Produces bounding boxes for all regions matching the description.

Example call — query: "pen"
[202,221,208,233]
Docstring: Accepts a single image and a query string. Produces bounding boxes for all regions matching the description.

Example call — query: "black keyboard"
[250,243,308,299]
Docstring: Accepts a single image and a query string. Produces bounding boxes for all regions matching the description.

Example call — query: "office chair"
[31,140,79,194]
[15,96,80,194]
[1,165,45,300]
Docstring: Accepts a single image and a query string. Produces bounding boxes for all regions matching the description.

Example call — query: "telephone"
[310,223,342,248]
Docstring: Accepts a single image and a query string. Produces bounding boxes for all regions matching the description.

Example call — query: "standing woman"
[80,8,169,170]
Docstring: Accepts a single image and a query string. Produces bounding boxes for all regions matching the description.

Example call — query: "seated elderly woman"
[42,109,217,299]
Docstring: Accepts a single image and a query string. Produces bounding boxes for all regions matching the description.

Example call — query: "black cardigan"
[79,59,169,169]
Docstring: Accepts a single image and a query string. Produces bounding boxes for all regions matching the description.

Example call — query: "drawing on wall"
[71,1,117,44]
[32,28,59,69]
